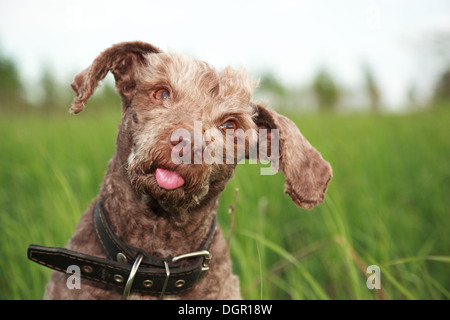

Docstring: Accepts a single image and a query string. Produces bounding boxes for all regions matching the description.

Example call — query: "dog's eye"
[153,89,170,101]
[220,120,237,132]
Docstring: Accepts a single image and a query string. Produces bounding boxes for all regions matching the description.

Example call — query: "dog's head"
[70,41,332,210]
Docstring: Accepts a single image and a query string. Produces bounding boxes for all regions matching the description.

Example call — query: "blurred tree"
[87,79,121,113]
[426,32,450,107]
[40,66,60,111]
[407,83,419,109]
[256,73,289,109]
[37,64,74,112]
[0,50,26,112]
[426,31,450,68]
[257,73,312,111]
[414,30,450,107]
[362,63,381,112]
[258,73,287,98]
[311,67,340,111]
[432,66,450,105]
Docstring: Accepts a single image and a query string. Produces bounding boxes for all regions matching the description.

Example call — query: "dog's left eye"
[153,89,170,101]
[220,120,237,132]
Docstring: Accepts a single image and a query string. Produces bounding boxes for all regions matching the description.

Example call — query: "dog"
[28,41,332,299]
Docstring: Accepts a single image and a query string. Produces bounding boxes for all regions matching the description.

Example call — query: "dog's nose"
[170,129,203,164]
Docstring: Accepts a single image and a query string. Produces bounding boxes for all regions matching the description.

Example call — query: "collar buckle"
[172,250,211,277]
[159,250,211,299]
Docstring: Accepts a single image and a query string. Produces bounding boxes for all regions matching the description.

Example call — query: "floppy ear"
[252,103,332,209]
[69,41,160,114]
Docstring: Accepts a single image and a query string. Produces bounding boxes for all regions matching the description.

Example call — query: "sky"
[1,0,449,110]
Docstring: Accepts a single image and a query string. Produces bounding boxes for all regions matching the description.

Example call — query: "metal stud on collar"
[123,254,143,299]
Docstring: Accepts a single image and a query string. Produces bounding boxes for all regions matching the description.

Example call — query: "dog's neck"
[97,152,219,259]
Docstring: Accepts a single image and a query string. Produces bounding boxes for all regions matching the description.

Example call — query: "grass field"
[0,107,449,300]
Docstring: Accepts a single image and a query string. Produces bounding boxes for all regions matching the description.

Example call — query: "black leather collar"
[28,201,216,298]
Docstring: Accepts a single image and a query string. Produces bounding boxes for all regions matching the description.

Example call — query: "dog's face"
[70,41,332,211]
[126,52,259,208]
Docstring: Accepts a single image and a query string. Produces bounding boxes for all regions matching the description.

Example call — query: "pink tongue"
[155,168,185,190]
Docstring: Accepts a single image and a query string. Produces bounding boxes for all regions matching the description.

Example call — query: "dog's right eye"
[153,89,170,101]
[219,120,237,132]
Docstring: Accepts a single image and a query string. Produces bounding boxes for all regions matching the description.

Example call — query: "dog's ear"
[252,103,332,209]
[69,41,160,114]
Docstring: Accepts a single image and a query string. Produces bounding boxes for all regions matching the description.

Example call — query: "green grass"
[1,107,449,300]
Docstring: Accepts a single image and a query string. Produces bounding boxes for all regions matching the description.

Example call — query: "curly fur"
[44,41,332,300]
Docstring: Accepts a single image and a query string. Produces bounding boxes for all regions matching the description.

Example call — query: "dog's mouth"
[155,168,185,190]
[128,154,213,209]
